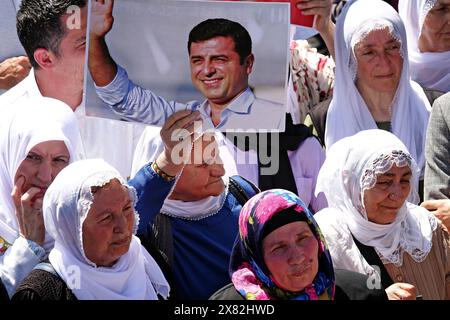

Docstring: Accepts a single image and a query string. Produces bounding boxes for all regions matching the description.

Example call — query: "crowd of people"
[0,0,449,300]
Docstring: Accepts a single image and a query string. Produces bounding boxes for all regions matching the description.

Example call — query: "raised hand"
[295,0,333,34]
[11,176,45,246]
[90,0,115,39]
[0,56,32,90]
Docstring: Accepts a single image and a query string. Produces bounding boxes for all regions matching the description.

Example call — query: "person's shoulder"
[209,283,245,300]
[432,92,450,114]
[0,278,9,301]
[228,175,260,199]
[0,79,28,107]
[433,219,450,248]
[314,208,343,230]
[334,269,388,301]
[422,87,445,106]
[12,268,76,301]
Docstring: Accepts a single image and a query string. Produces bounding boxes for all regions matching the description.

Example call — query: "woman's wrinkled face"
[354,28,403,94]
[418,0,450,53]
[82,179,134,267]
[263,221,319,292]
[14,140,70,200]
[363,164,412,224]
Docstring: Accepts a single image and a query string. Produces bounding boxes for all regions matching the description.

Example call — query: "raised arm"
[296,0,335,59]
[129,110,202,234]
[88,0,189,125]
[88,0,117,87]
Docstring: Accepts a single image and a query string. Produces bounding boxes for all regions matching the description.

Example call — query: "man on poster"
[89,0,285,131]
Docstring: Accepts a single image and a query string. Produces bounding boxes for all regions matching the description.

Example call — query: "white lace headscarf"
[0,97,83,249]
[325,0,431,174]
[316,129,437,268]
[44,159,170,300]
[399,0,450,92]
[130,127,230,220]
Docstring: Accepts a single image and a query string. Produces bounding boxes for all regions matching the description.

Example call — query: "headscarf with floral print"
[229,189,335,300]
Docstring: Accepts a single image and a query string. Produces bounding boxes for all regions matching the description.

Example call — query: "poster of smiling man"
[85,0,290,132]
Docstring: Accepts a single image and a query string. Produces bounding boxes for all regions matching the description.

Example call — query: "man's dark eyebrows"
[190,54,229,60]
[210,54,229,59]
[190,55,204,60]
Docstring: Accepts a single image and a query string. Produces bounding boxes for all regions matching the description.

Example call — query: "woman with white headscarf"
[325,0,430,175]
[398,0,450,93]
[314,129,450,300]
[13,159,170,300]
[0,96,83,298]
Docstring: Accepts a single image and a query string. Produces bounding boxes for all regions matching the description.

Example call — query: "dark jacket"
[0,279,9,301]
[12,269,77,301]
[210,269,388,301]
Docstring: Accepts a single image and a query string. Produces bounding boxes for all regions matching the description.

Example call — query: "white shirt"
[0,69,142,178]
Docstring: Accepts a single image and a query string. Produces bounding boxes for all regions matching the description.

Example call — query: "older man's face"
[189,36,253,110]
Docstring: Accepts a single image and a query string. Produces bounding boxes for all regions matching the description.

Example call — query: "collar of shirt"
[24,68,44,98]
[200,87,255,129]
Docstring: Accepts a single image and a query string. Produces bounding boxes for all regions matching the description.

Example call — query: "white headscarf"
[325,0,431,172]
[131,127,230,220]
[0,97,83,248]
[315,129,437,269]
[44,159,169,300]
[399,0,450,92]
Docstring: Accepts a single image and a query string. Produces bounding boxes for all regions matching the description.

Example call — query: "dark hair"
[17,0,87,69]
[261,206,308,240]
[188,18,252,65]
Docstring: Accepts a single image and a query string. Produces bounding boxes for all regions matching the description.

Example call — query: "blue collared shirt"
[95,65,284,131]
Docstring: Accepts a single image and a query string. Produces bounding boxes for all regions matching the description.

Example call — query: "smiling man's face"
[189,36,253,110]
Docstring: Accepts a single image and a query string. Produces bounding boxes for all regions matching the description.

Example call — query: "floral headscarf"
[229,189,335,300]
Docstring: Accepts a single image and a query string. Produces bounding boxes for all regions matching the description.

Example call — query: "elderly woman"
[314,129,450,300]
[12,159,170,300]
[398,0,450,93]
[210,189,387,300]
[0,97,83,298]
[12,110,201,300]
[325,0,430,174]
[129,129,259,300]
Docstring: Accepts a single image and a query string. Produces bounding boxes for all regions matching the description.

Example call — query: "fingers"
[420,199,445,211]
[394,283,417,300]
[32,198,43,212]
[93,0,113,12]
[165,111,202,145]
[11,176,25,208]
[296,0,331,11]
[164,110,200,131]
[20,187,42,209]
[107,0,114,13]
[16,56,31,69]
